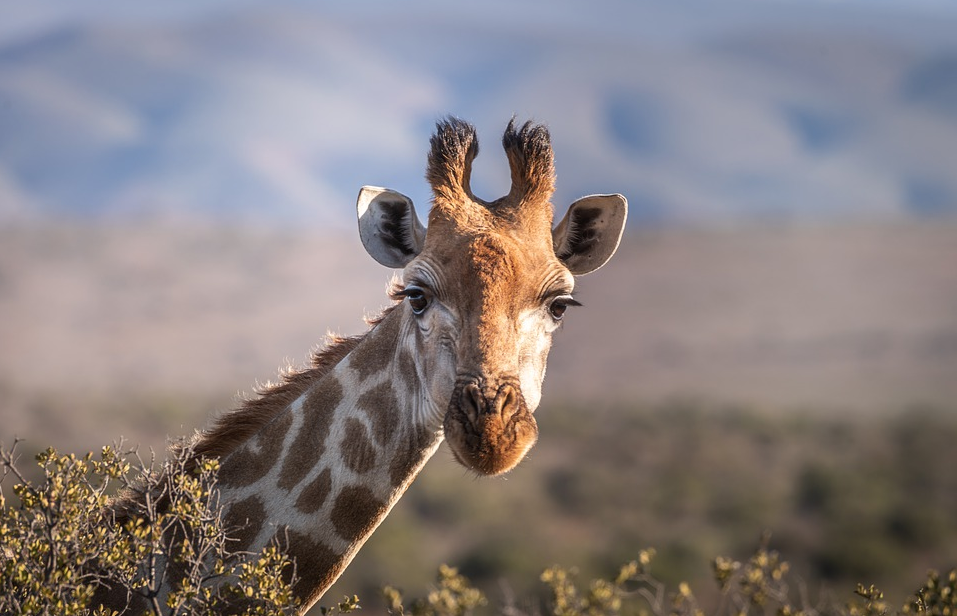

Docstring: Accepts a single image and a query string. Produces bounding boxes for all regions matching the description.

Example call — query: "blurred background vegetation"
[324,400,957,612]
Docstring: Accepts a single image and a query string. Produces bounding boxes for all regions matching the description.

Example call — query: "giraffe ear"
[357,186,426,268]
[552,194,628,275]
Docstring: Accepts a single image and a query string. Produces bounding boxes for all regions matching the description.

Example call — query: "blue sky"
[1,0,956,225]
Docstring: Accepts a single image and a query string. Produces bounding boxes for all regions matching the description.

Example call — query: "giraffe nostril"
[494,384,520,422]
[461,383,483,424]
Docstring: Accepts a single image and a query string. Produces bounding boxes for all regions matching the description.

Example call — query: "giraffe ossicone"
[100,117,627,614]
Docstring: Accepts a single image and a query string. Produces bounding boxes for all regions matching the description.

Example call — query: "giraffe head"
[357,118,626,476]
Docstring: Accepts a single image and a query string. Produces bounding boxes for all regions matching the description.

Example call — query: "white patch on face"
[406,300,458,421]
[516,306,554,412]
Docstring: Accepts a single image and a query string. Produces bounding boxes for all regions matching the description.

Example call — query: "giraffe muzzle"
[443,378,539,476]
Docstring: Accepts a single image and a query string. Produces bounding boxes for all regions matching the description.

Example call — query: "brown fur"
[276,376,342,490]
[329,485,387,542]
[426,116,480,205]
[501,118,555,213]
[294,468,332,514]
[220,411,293,487]
[357,381,401,447]
[273,529,341,608]
[223,495,267,552]
[389,425,436,488]
[341,418,377,474]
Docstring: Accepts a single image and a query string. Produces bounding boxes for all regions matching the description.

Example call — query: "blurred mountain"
[0,1,956,225]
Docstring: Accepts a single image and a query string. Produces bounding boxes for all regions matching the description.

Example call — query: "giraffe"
[99,117,627,614]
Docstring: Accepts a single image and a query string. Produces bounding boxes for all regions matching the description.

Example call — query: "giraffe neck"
[216,306,444,612]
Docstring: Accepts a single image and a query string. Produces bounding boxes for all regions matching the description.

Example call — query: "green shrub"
[384,564,487,616]
[385,540,957,616]
[4,433,955,616]
[0,440,299,615]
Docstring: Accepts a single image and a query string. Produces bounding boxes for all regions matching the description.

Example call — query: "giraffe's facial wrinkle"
[443,377,539,475]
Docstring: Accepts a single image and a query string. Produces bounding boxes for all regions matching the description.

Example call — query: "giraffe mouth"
[443,378,539,476]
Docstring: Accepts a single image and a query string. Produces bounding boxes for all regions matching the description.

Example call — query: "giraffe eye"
[404,287,430,315]
[548,296,581,321]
